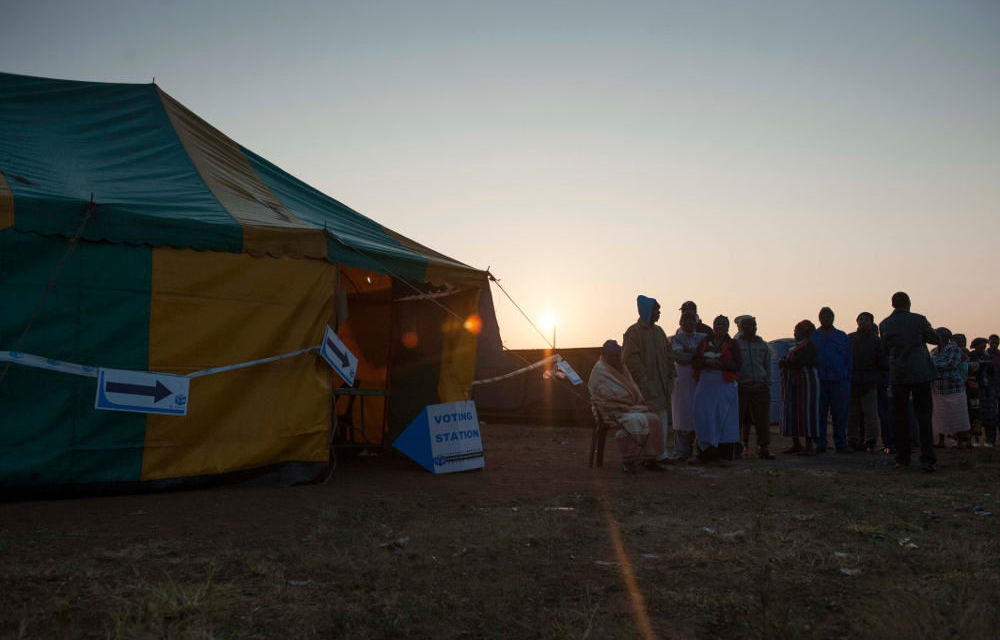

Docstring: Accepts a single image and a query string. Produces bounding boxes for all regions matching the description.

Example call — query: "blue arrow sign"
[95,368,189,416]
[321,325,358,386]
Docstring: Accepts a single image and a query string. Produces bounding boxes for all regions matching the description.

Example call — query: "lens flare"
[401,331,418,349]
[463,314,483,334]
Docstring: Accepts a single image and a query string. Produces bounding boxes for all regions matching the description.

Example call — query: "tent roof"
[0,72,483,286]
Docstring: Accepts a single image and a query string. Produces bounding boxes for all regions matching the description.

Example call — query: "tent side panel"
[437,287,483,403]
[0,171,12,229]
[0,231,149,487]
[143,249,333,481]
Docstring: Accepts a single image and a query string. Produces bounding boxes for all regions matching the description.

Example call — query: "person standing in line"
[734,316,774,460]
[692,315,742,465]
[953,334,976,441]
[623,295,677,462]
[931,328,970,448]
[986,335,1000,447]
[873,323,894,455]
[847,312,887,452]
[812,307,853,454]
[977,335,999,447]
[879,291,940,471]
[779,320,821,455]
[965,337,984,446]
[671,310,706,461]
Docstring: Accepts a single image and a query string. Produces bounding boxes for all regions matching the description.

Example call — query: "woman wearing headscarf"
[930,327,970,447]
[692,315,742,465]
[588,340,665,471]
[779,320,821,455]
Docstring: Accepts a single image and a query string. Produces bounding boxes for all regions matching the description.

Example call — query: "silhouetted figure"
[812,307,853,453]
[692,315,741,465]
[734,316,773,459]
[671,310,706,461]
[879,292,940,471]
[847,312,887,451]
[980,335,999,446]
[588,340,664,471]
[931,327,970,447]
[779,320,821,455]
[623,295,676,461]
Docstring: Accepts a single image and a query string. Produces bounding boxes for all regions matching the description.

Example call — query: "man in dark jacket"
[878,292,940,471]
[847,312,888,451]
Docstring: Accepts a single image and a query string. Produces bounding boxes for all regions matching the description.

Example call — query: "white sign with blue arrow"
[320,325,358,386]
[94,368,190,416]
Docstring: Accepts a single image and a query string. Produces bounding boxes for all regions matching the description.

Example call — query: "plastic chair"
[589,405,615,468]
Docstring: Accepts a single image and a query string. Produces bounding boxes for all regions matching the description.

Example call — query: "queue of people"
[587,291,1000,473]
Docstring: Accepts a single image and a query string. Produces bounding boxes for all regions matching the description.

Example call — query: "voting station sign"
[320,325,358,386]
[95,368,190,416]
[393,400,484,474]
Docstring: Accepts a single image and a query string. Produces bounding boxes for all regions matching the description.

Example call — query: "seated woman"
[588,340,665,471]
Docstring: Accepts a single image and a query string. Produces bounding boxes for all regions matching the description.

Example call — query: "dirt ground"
[2,424,999,639]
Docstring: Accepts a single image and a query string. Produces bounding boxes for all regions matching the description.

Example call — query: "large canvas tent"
[0,72,498,490]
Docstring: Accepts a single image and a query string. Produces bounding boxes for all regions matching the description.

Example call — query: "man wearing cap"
[623,295,677,461]
[679,301,714,338]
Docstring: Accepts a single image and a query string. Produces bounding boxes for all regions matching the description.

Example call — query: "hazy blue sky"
[3,0,998,347]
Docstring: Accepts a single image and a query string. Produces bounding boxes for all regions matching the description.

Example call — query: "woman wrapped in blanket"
[588,340,665,471]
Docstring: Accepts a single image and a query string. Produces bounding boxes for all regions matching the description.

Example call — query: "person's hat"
[679,300,697,311]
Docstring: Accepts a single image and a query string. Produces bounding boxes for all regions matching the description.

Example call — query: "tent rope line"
[0,199,95,389]
[488,274,555,349]
[0,346,320,381]
[470,354,563,386]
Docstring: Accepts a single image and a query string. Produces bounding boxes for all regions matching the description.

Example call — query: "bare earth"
[2,424,998,639]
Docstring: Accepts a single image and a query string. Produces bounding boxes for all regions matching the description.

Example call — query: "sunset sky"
[3,0,998,348]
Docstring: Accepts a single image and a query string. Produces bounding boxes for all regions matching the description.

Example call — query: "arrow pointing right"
[326,337,350,368]
[106,380,173,403]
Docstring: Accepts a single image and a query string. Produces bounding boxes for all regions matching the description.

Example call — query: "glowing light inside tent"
[463,314,483,335]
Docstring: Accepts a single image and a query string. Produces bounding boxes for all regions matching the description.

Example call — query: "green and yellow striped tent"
[0,72,491,490]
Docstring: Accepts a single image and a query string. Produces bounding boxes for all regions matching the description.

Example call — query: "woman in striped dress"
[780,320,821,455]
